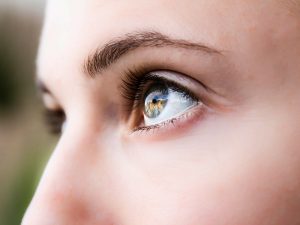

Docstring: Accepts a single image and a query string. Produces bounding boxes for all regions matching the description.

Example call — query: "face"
[22,0,300,224]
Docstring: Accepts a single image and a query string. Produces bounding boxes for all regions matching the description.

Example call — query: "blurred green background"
[0,1,57,224]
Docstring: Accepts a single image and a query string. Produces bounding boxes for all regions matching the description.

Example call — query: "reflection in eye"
[143,82,198,126]
[121,70,205,133]
[144,84,168,119]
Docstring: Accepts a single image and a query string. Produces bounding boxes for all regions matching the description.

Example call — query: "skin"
[22,0,300,224]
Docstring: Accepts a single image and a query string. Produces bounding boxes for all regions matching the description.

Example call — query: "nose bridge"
[22,128,114,225]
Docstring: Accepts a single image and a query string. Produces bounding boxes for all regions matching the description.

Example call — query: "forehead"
[43,0,291,34]
[37,0,297,85]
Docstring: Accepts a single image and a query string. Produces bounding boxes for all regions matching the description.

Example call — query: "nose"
[22,128,115,225]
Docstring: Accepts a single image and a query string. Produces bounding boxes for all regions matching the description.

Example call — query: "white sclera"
[144,88,198,126]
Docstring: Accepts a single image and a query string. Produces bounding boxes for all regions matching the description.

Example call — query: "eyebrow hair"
[83,31,221,77]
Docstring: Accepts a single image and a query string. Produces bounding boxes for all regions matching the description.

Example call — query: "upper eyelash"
[120,68,199,114]
[44,109,65,134]
[120,67,157,112]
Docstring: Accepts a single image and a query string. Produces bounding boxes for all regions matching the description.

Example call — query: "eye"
[44,109,66,135]
[39,90,66,135]
[121,69,208,134]
[143,81,198,126]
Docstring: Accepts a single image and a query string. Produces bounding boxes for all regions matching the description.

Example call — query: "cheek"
[204,109,300,224]
[109,108,300,224]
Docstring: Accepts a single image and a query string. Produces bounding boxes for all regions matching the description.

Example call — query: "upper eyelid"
[148,70,218,97]
[148,70,236,109]
[144,74,199,100]
[36,79,64,110]
[135,75,197,108]
[120,69,206,113]
[42,93,62,111]
[140,70,235,111]
[141,71,209,98]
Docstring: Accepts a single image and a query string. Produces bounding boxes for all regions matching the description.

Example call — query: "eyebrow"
[83,31,222,77]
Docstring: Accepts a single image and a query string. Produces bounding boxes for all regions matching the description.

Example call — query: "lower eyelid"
[127,103,208,141]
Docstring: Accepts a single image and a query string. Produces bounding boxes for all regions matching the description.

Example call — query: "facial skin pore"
[23,0,300,224]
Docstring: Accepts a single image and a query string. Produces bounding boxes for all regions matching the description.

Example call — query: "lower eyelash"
[132,117,178,132]
[129,102,206,138]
